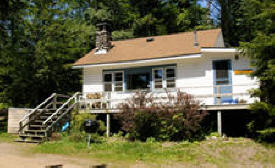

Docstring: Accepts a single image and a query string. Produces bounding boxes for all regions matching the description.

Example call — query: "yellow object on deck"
[234,70,253,75]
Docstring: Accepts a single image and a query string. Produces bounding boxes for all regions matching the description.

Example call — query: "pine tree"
[240,0,275,141]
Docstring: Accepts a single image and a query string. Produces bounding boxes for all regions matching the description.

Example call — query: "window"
[166,68,176,88]
[103,73,112,91]
[114,72,123,91]
[215,61,229,85]
[153,69,163,89]
[103,71,124,92]
[153,66,176,89]
[127,73,150,90]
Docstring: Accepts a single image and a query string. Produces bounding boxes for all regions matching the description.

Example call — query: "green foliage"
[69,110,106,143]
[208,132,220,137]
[0,120,7,133]
[0,133,17,142]
[70,111,106,135]
[0,0,215,108]
[33,137,275,167]
[68,131,87,142]
[68,132,105,143]
[247,102,275,141]
[257,128,275,142]
[112,30,134,41]
[0,103,8,110]
[238,0,275,142]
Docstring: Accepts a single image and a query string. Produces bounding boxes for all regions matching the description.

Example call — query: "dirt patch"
[0,143,99,168]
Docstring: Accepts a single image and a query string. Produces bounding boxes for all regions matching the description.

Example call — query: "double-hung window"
[103,73,112,91]
[166,67,176,88]
[114,72,123,91]
[153,69,163,89]
[103,71,124,92]
[153,66,176,90]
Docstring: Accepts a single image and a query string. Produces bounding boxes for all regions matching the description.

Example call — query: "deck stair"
[17,92,80,143]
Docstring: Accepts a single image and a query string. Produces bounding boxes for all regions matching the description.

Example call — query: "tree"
[0,0,94,107]
[0,0,214,108]
[207,0,252,46]
[240,0,275,141]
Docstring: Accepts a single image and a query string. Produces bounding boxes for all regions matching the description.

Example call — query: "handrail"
[18,93,57,132]
[45,102,76,134]
[19,93,56,123]
[43,92,80,126]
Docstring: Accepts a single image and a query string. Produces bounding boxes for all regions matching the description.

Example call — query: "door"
[213,60,233,104]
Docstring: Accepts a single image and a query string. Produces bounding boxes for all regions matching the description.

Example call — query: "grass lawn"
[32,136,275,168]
[0,132,17,143]
[1,132,274,167]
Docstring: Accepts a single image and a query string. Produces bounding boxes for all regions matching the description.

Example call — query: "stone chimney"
[193,30,199,47]
[95,23,112,54]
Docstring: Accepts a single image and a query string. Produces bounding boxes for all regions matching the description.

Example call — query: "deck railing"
[78,83,258,112]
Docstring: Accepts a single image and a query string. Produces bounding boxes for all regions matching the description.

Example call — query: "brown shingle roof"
[74,29,221,66]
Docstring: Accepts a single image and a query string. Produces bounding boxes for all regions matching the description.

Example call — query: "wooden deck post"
[106,114,110,137]
[217,110,222,136]
[53,95,57,110]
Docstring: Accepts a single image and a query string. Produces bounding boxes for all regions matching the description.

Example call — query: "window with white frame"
[153,66,176,89]
[166,67,176,88]
[114,72,123,91]
[103,71,124,92]
[153,68,163,89]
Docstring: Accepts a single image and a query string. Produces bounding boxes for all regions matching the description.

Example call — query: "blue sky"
[198,0,207,8]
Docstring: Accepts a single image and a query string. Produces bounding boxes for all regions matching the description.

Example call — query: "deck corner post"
[53,94,57,110]
[106,114,110,137]
[217,110,222,136]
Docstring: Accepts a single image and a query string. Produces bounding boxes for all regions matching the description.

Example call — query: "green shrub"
[70,111,106,134]
[69,131,87,142]
[89,133,106,143]
[146,137,156,143]
[68,110,106,143]
[116,91,208,141]
[248,102,275,142]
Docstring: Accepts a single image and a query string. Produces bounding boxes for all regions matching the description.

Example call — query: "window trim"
[152,68,164,89]
[152,66,176,90]
[103,71,124,92]
[165,66,177,88]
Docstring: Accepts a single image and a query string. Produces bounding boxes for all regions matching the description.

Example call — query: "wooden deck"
[79,103,250,114]
[201,104,250,111]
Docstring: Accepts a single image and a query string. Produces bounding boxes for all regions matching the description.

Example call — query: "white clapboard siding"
[82,52,258,105]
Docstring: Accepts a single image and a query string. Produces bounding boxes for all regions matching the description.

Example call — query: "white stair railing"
[18,93,57,134]
[43,92,80,136]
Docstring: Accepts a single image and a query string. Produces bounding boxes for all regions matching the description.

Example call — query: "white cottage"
[73,24,258,108]
[13,26,259,141]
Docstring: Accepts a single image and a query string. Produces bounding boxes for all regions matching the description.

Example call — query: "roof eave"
[72,53,201,69]
[201,47,238,53]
